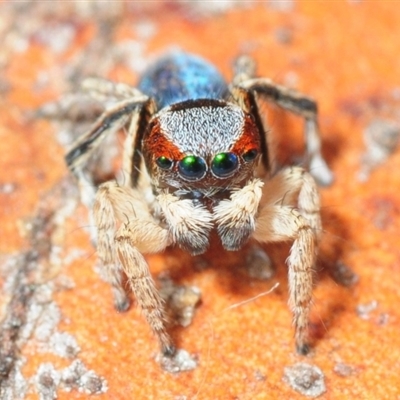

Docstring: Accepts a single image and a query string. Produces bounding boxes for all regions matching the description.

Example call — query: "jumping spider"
[65,51,333,371]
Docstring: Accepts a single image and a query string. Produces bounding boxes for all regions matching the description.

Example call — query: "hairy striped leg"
[232,58,333,186]
[64,92,151,244]
[94,182,209,371]
[65,94,150,208]
[94,181,174,354]
[253,167,321,353]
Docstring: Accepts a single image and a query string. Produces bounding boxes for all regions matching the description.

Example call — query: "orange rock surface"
[1,1,400,399]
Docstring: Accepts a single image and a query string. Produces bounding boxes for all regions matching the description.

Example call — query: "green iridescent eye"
[242,149,258,162]
[211,152,239,177]
[178,155,207,180]
[156,156,173,170]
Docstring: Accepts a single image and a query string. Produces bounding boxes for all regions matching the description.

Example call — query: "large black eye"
[156,156,173,170]
[242,148,258,162]
[178,155,207,180]
[211,152,239,177]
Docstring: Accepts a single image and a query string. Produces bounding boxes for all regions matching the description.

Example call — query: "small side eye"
[156,156,173,170]
[178,155,207,180]
[242,149,258,162]
[211,152,239,177]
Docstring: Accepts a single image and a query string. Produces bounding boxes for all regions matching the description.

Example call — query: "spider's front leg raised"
[253,166,321,354]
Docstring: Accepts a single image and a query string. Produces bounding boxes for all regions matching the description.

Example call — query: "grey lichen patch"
[283,363,326,398]
[61,360,108,394]
[49,332,80,359]
[60,359,87,391]
[0,359,29,400]
[333,362,358,377]
[33,360,108,398]
[34,363,60,400]
[27,293,61,343]
[0,177,107,397]
[79,369,108,395]
[358,118,400,182]
[0,252,38,390]
[356,300,378,320]
[19,281,79,358]
[157,349,198,374]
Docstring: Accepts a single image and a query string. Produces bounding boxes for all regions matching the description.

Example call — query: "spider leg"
[237,77,334,186]
[38,78,145,122]
[260,166,321,238]
[253,166,320,354]
[94,181,174,354]
[65,95,151,209]
[66,95,149,180]
[232,54,257,85]
[81,77,147,103]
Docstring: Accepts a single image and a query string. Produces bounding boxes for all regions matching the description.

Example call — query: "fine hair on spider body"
[65,50,332,372]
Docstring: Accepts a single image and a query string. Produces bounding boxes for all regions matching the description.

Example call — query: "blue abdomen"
[138,51,229,109]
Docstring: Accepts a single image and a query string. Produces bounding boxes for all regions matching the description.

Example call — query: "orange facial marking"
[144,119,183,162]
[230,114,261,156]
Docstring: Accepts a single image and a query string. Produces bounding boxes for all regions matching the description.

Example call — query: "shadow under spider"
[150,205,358,350]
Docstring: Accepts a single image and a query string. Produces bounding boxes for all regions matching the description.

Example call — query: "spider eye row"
[155,149,258,181]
